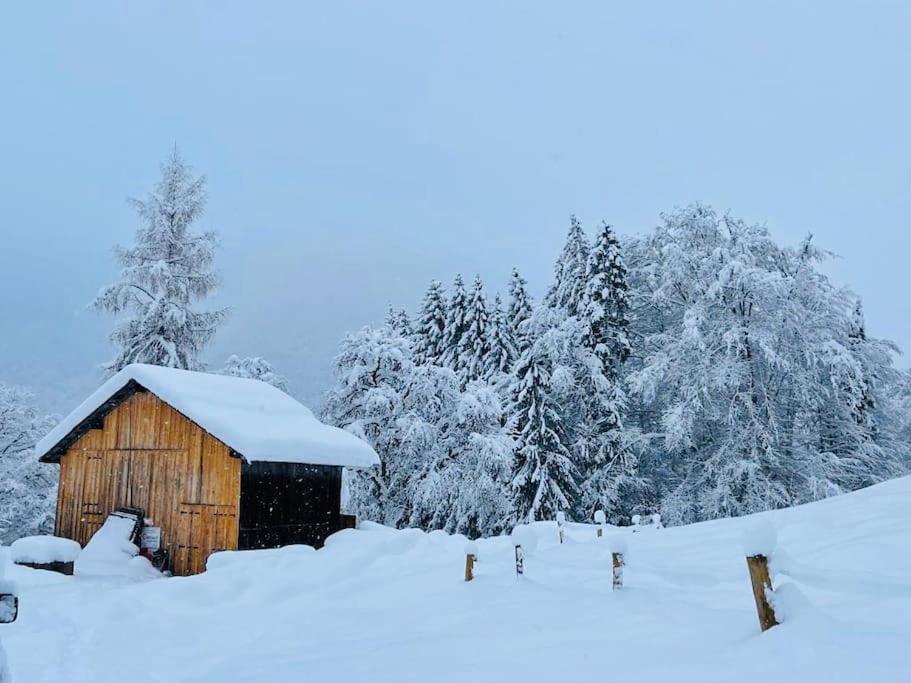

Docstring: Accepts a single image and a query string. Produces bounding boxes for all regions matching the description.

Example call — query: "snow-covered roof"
[36,364,379,468]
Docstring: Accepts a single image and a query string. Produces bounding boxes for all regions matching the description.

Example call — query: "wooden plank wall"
[54,390,241,575]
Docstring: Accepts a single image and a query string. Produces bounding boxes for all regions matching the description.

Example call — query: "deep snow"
[3,477,910,682]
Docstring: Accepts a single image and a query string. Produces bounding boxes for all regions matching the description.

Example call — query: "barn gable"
[54,389,242,575]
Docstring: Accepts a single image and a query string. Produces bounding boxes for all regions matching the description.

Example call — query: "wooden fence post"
[612,552,623,590]
[515,545,524,576]
[464,553,476,582]
[556,511,566,544]
[746,554,778,631]
[594,510,605,539]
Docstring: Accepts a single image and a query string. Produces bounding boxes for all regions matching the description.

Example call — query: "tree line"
[326,207,911,535]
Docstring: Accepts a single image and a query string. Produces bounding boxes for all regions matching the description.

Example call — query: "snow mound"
[10,536,81,564]
[742,518,778,557]
[74,515,158,579]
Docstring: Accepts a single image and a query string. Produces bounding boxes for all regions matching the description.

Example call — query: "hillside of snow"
[3,477,910,683]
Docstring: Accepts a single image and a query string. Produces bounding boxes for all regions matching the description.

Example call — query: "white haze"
[0,1,909,412]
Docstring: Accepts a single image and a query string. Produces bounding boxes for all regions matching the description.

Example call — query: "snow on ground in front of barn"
[3,478,911,683]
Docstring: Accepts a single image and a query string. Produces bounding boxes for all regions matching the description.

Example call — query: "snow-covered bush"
[218,355,288,391]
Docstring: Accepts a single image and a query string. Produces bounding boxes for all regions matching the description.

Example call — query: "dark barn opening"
[239,462,343,550]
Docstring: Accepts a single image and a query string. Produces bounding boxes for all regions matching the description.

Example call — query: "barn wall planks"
[53,390,241,576]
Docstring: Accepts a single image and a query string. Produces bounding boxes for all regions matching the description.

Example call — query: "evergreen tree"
[441,274,469,370]
[507,267,534,355]
[93,149,227,374]
[385,306,413,338]
[510,343,579,522]
[577,222,638,520]
[458,275,491,383]
[546,215,590,316]
[581,223,631,369]
[485,294,517,379]
[413,280,448,366]
[219,355,288,391]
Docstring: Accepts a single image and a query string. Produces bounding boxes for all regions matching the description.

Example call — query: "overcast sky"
[1,1,909,412]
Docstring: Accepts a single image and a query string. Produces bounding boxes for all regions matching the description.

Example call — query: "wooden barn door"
[77,452,106,546]
[175,504,237,575]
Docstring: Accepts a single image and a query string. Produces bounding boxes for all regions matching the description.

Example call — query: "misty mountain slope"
[4,477,910,682]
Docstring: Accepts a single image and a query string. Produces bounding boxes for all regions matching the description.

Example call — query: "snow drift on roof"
[35,364,380,468]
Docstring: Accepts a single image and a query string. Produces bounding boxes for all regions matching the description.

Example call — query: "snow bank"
[5,477,911,683]
[10,536,81,564]
[36,363,380,468]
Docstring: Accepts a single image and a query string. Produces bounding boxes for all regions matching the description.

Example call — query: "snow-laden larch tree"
[93,149,227,375]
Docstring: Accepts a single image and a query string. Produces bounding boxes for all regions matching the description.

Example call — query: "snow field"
[2,477,911,682]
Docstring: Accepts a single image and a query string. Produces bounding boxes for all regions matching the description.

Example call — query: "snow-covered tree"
[577,222,639,520]
[507,267,534,354]
[457,275,491,383]
[625,205,906,523]
[441,274,469,369]
[93,149,227,375]
[413,280,448,366]
[510,341,579,522]
[218,355,288,391]
[546,215,590,316]
[385,307,413,338]
[404,371,513,537]
[323,326,413,526]
[0,384,57,543]
[485,294,518,380]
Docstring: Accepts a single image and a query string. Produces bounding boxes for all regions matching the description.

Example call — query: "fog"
[1,1,909,412]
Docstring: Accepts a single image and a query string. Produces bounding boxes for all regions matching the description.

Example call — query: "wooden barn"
[35,364,379,576]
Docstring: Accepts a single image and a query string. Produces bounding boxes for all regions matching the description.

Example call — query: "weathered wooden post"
[514,544,524,576]
[464,541,478,582]
[743,520,779,632]
[556,510,566,544]
[609,536,627,590]
[746,555,778,631]
[594,510,605,538]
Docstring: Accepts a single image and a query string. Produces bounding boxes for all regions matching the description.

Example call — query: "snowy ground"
[3,478,910,683]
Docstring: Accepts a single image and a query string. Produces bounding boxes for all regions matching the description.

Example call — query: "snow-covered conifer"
[485,294,518,380]
[510,343,579,522]
[413,280,448,366]
[546,215,590,316]
[441,274,469,370]
[93,149,227,374]
[385,307,413,338]
[458,276,491,383]
[577,222,639,520]
[507,267,534,354]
